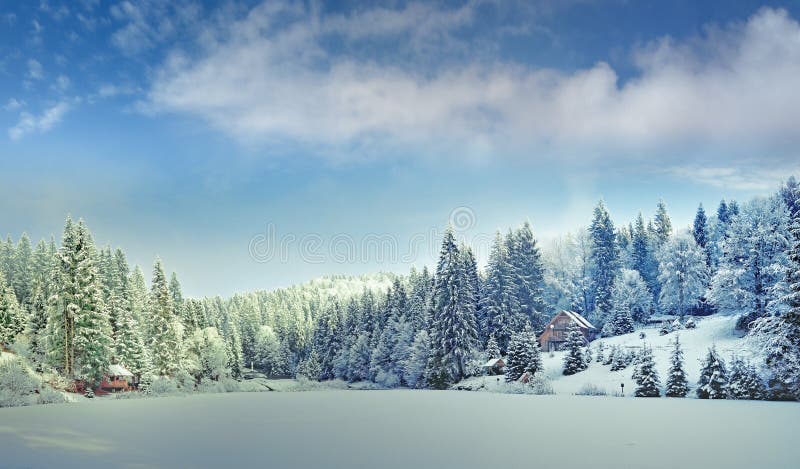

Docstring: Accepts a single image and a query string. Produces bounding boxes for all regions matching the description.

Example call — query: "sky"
[1,0,800,297]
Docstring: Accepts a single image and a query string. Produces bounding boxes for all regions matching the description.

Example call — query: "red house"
[99,364,135,393]
[538,311,596,352]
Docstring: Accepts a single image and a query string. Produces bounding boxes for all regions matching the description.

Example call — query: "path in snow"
[0,390,796,469]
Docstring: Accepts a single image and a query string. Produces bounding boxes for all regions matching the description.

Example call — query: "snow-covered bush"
[684,317,697,329]
[149,376,180,396]
[36,386,66,405]
[575,383,607,396]
[0,357,39,407]
[527,375,554,395]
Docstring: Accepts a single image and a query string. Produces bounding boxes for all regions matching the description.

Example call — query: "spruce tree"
[0,272,23,348]
[485,333,501,360]
[71,221,113,386]
[480,231,522,352]
[505,328,542,382]
[27,285,48,366]
[148,258,182,376]
[633,345,661,397]
[665,336,689,397]
[609,302,634,336]
[507,222,547,330]
[562,322,587,375]
[589,201,619,326]
[697,346,728,399]
[727,356,766,400]
[653,199,673,246]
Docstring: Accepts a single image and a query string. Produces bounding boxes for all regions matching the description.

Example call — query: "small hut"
[482,357,506,375]
[538,311,596,352]
[100,364,135,393]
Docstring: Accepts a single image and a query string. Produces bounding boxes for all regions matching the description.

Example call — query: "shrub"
[0,357,39,407]
[576,383,607,396]
[149,376,180,396]
[36,386,66,405]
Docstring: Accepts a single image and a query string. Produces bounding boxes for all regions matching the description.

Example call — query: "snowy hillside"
[467,315,748,396]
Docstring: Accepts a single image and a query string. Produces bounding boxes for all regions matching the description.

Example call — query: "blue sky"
[2,0,800,296]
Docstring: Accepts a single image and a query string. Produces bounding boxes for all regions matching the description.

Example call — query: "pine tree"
[0,272,23,348]
[633,345,661,397]
[485,333,501,360]
[507,222,547,330]
[148,258,182,376]
[609,302,634,336]
[562,322,587,375]
[653,199,673,246]
[589,201,619,326]
[27,285,48,366]
[168,272,185,330]
[427,228,478,386]
[70,221,113,386]
[505,328,542,382]
[595,342,605,363]
[610,269,652,324]
[697,346,728,399]
[12,233,34,310]
[727,356,766,400]
[480,231,522,352]
[665,336,689,397]
[693,204,710,265]
[658,234,708,317]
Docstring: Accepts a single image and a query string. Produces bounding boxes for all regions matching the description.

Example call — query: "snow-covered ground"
[464,315,747,396]
[0,390,797,469]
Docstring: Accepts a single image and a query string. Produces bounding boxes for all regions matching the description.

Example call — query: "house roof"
[483,358,505,368]
[108,364,134,377]
[563,310,596,330]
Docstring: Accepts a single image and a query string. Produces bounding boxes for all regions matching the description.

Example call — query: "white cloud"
[667,164,800,192]
[54,75,70,92]
[109,0,201,55]
[4,98,26,111]
[146,4,800,174]
[27,59,43,80]
[8,101,72,140]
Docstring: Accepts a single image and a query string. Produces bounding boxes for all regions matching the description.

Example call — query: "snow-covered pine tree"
[710,196,791,327]
[693,204,710,266]
[631,213,658,301]
[27,285,48,366]
[595,342,605,363]
[562,322,587,375]
[603,345,616,365]
[12,233,34,311]
[665,335,689,397]
[609,302,634,336]
[653,199,673,247]
[70,221,113,387]
[486,333,501,360]
[610,346,630,371]
[427,228,478,387]
[657,234,708,317]
[505,328,542,382]
[610,269,652,324]
[697,346,728,399]
[727,356,766,400]
[633,345,661,397]
[403,330,430,388]
[0,272,23,348]
[589,201,620,327]
[148,258,182,376]
[507,222,547,330]
[480,231,522,352]
[348,332,372,382]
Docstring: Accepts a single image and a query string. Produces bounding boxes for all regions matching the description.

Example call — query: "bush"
[36,386,66,405]
[149,376,180,396]
[0,358,39,407]
[527,375,555,395]
[576,383,607,396]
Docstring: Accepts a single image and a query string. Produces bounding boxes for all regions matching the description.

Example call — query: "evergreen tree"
[610,269,652,324]
[70,221,113,386]
[0,272,23,348]
[633,345,661,397]
[507,222,547,330]
[480,231,522,352]
[148,258,182,376]
[665,336,689,397]
[589,201,619,326]
[427,228,478,386]
[631,213,659,302]
[609,302,634,336]
[485,333,501,360]
[505,328,542,382]
[658,234,708,317]
[693,204,710,265]
[403,330,430,388]
[12,233,34,310]
[168,272,185,330]
[653,199,673,246]
[727,356,766,400]
[562,322,587,375]
[27,285,48,366]
[697,346,728,399]
[348,332,372,382]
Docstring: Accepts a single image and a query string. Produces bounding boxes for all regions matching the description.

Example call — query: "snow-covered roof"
[563,311,595,329]
[483,358,505,368]
[108,364,134,377]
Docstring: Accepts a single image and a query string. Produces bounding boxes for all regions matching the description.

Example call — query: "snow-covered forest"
[2,177,800,404]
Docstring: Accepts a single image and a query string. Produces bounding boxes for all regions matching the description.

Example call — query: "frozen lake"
[0,390,796,469]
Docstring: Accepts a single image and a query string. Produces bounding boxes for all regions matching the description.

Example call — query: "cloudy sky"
[2,0,799,296]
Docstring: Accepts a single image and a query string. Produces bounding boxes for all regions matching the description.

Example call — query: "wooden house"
[482,357,506,375]
[99,364,135,393]
[538,311,596,352]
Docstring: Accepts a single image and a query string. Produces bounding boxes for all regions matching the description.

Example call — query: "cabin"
[99,364,135,393]
[482,357,506,375]
[538,311,596,352]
